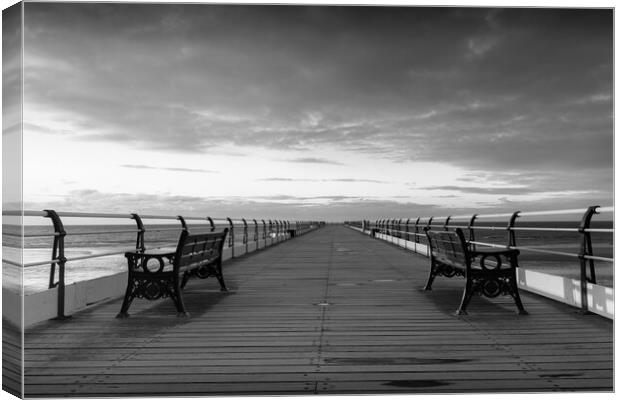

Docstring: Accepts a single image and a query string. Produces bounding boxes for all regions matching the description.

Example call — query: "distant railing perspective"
[345,205,613,314]
[2,209,323,319]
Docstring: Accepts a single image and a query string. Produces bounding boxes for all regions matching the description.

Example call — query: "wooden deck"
[21,225,613,396]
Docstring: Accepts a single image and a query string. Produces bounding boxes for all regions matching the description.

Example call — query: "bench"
[116,228,229,318]
[424,228,527,315]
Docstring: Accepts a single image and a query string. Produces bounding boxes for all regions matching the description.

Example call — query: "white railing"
[2,209,323,320]
[346,205,613,316]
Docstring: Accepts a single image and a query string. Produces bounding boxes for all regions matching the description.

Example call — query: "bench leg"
[423,260,438,291]
[215,261,228,292]
[171,279,189,317]
[116,279,135,318]
[455,279,474,315]
[180,272,190,289]
[509,272,528,315]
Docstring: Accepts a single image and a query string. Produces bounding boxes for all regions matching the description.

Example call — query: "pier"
[12,224,613,396]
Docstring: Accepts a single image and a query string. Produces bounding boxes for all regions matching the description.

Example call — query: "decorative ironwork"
[117,229,228,318]
[424,228,526,315]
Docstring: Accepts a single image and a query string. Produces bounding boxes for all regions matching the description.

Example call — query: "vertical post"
[226,217,234,258]
[131,213,145,252]
[253,219,258,243]
[507,211,520,248]
[578,205,599,314]
[269,220,273,242]
[44,209,69,320]
[426,217,433,257]
[261,219,267,241]
[242,218,248,253]
[206,216,215,231]
[392,219,397,241]
[405,218,410,241]
[468,214,478,252]
[443,215,452,231]
[177,215,187,232]
[414,217,420,244]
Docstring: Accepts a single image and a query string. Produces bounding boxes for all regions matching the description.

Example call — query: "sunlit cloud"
[258,177,389,184]
[121,164,219,173]
[285,157,345,165]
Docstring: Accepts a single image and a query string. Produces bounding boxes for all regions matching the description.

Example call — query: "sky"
[8,2,615,221]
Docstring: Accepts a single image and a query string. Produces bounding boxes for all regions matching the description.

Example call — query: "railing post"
[425,217,433,256]
[468,214,478,252]
[405,218,410,241]
[44,209,69,320]
[269,220,273,242]
[443,215,452,231]
[414,217,420,244]
[262,219,267,240]
[242,218,248,252]
[578,205,600,314]
[177,215,187,232]
[206,216,215,231]
[507,211,520,248]
[131,213,145,253]
[253,219,258,245]
[226,217,234,258]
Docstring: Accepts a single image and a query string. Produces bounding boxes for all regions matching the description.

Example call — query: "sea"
[2,221,614,294]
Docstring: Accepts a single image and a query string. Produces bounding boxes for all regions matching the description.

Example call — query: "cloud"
[23,6,612,170]
[423,185,538,195]
[258,177,389,184]
[285,157,345,165]
[20,189,442,221]
[121,164,218,173]
[21,188,610,223]
[21,4,612,210]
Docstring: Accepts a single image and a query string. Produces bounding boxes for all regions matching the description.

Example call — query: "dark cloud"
[423,185,543,196]
[121,164,218,173]
[429,168,612,201]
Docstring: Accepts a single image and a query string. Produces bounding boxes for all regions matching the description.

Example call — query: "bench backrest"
[174,229,229,273]
[425,228,470,268]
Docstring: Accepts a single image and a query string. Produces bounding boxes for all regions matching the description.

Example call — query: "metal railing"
[346,205,613,314]
[2,209,322,320]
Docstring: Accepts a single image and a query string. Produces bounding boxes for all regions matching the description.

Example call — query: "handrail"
[346,205,613,315]
[2,209,323,320]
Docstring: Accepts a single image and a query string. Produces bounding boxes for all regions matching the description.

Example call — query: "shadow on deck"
[21,225,613,396]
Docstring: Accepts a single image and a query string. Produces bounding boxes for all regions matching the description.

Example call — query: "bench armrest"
[125,250,175,258]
